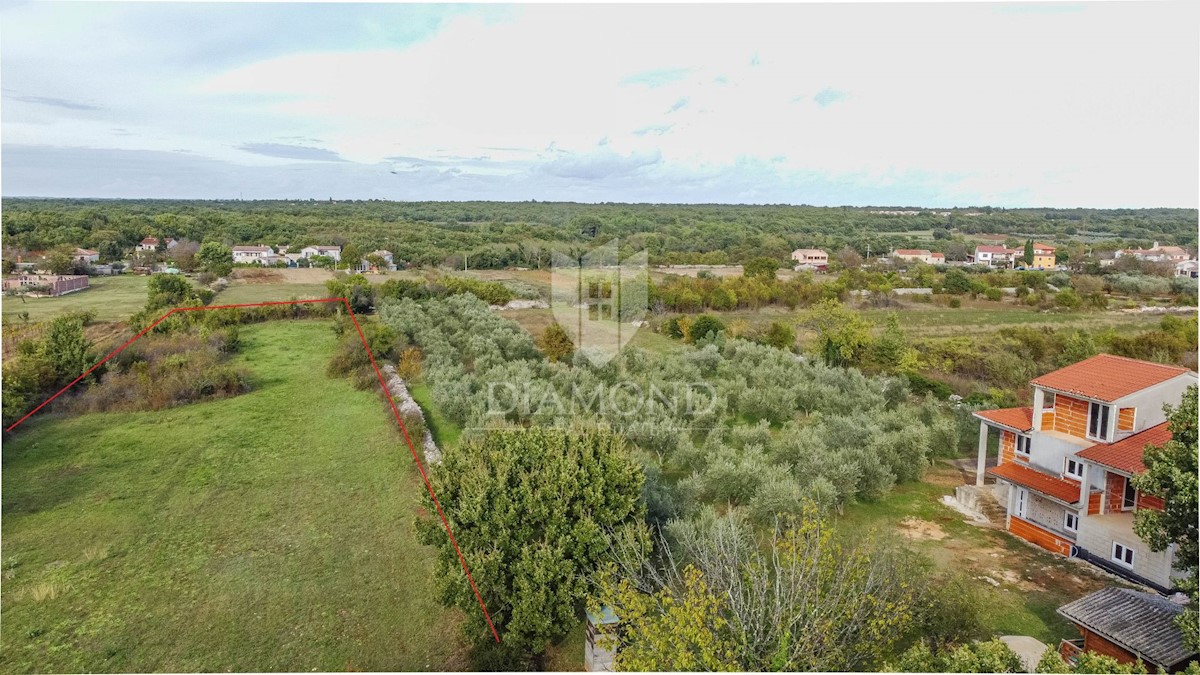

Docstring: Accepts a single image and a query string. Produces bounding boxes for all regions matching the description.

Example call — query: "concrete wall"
[1076,512,1176,588]
[1026,492,1076,540]
[1112,374,1197,439]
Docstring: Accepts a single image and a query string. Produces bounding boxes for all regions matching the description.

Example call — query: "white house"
[136,237,159,251]
[1115,243,1191,263]
[1176,260,1198,278]
[973,245,1020,268]
[892,249,939,265]
[300,245,342,262]
[232,244,276,264]
[355,250,398,272]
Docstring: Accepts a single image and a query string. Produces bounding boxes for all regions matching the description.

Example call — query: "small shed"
[1057,587,1197,672]
[585,606,619,672]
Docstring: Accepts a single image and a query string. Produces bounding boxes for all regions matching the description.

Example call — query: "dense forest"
[3,199,1196,268]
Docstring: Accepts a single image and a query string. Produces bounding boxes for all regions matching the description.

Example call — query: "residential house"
[1116,243,1191,263]
[1031,243,1057,269]
[973,245,1021,268]
[2,274,89,297]
[1057,587,1196,671]
[790,248,829,271]
[300,245,342,262]
[73,248,100,264]
[972,354,1196,591]
[355,250,398,273]
[136,237,177,252]
[1174,260,1198,279]
[232,245,276,265]
[892,249,939,264]
[929,252,946,264]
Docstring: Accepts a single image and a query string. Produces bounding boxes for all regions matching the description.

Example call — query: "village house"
[970,354,1196,591]
[2,274,89,297]
[1058,587,1196,671]
[231,244,277,265]
[1115,243,1191,264]
[1175,260,1198,278]
[300,245,342,262]
[136,237,177,252]
[1031,243,1057,269]
[891,249,939,265]
[973,244,1021,268]
[73,248,100,264]
[790,248,829,271]
[354,250,398,273]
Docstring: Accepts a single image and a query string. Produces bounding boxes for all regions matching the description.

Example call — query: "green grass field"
[1,276,148,323]
[839,463,1119,644]
[213,282,333,305]
[1,320,465,672]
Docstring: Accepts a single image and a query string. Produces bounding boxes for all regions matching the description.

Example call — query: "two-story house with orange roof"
[971,354,1196,591]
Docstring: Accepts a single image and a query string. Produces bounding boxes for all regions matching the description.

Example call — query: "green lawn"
[1,320,464,672]
[839,464,1119,645]
[409,381,462,450]
[2,275,148,323]
[213,282,334,305]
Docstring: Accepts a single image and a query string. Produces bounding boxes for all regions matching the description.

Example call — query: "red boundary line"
[5,297,501,643]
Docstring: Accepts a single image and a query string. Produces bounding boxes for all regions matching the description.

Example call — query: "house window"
[1064,458,1085,481]
[1015,434,1031,458]
[1088,402,1111,441]
[1112,542,1135,568]
[1064,512,1079,532]
[1043,391,1056,409]
[1123,479,1137,510]
[1014,487,1028,519]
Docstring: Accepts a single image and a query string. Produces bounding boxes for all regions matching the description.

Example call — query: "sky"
[1,1,1197,207]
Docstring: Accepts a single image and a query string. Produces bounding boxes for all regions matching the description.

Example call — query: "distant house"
[1175,260,1198,278]
[892,249,938,265]
[929,252,945,264]
[2,274,89,297]
[232,245,277,265]
[1116,243,1191,263]
[355,250,398,272]
[136,237,159,252]
[300,245,342,262]
[1058,588,1196,672]
[1031,243,1057,269]
[73,248,100,264]
[973,245,1021,268]
[790,248,829,271]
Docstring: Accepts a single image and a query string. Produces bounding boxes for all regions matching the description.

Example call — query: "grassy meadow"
[0,320,466,672]
[1,275,148,323]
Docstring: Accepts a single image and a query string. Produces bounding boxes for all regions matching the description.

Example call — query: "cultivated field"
[0,320,464,672]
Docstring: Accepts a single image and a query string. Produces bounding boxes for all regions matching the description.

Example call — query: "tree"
[326,274,374,313]
[43,247,76,275]
[1024,239,1035,266]
[539,322,574,362]
[196,241,233,276]
[801,299,872,367]
[743,257,779,280]
[837,246,864,270]
[418,427,643,658]
[761,320,795,350]
[597,507,919,671]
[687,315,725,344]
[872,313,919,372]
[146,273,198,309]
[943,268,973,295]
[708,286,737,311]
[1133,386,1199,651]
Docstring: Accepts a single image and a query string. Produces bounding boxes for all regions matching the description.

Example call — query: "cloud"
[812,87,847,107]
[238,142,346,162]
[6,93,101,111]
[620,67,692,88]
[538,149,662,181]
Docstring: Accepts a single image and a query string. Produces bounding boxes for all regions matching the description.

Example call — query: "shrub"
[688,315,726,344]
[948,298,961,308]
[984,288,1003,301]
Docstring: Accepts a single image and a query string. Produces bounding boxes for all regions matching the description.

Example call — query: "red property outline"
[4,297,501,643]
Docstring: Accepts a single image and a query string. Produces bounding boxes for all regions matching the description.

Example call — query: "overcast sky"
[2,1,1197,207]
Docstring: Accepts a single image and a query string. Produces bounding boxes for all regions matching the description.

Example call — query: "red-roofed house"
[972,354,1195,590]
[973,244,1021,268]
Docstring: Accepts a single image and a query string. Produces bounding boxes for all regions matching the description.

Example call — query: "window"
[1088,402,1111,440]
[1123,478,1137,510]
[1015,434,1031,458]
[1043,391,1056,410]
[1064,512,1079,532]
[1112,542,1135,568]
[1064,458,1085,480]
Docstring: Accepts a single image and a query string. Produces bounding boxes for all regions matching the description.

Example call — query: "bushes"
[687,315,725,344]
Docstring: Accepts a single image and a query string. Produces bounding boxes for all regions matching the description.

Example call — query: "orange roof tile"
[974,407,1034,432]
[988,462,1082,504]
[1031,354,1191,403]
[1077,422,1172,475]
